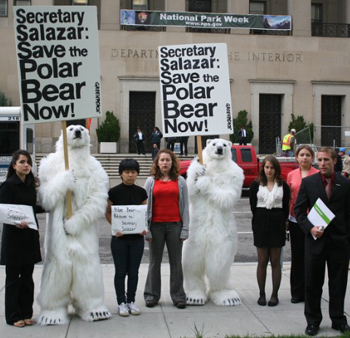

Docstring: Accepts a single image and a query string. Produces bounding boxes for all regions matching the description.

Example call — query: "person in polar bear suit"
[37,125,111,325]
[183,138,244,306]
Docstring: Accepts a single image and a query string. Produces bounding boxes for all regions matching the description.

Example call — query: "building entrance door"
[259,94,282,154]
[321,95,341,147]
[129,91,156,154]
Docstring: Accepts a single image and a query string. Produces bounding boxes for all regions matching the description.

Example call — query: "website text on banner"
[159,43,233,137]
[13,6,102,124]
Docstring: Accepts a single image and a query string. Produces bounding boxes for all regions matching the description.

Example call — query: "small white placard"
[111,205,147,235]
[307,198,335,240]
[0,204,38,230]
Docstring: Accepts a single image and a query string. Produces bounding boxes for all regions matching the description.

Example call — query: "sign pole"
[196,135,203,164]
[61,120,73,219]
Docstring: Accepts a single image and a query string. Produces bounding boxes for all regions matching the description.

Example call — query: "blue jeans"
[110,236,144,304]
[144,222,186,304]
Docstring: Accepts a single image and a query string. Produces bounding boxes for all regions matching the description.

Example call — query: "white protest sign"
[13,6,102,124]
[111,205,147,235]
[159,43,233,137]
[0,204,38,230]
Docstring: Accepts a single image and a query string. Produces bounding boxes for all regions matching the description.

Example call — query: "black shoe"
[268,298,279,307]
[257,295,266,306]
[305,324,319,336]
[331,323,350,334]
[175,301,186,309]
[291,296,304,304]
[145,300,156,308]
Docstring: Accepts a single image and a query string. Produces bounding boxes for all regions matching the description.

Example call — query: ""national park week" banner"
[121,10,292,31]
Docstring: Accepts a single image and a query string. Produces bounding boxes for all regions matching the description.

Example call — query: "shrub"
[96,111,120,143]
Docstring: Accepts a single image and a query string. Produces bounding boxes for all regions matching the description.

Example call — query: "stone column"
[288,0,311,37]
[227,0,249,35]
[346,0,350,24]
[166,0,186,32]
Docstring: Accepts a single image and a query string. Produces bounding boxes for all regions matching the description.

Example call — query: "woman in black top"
[105,159,147,317]
[249,156,289,307]
[0,150,43,327]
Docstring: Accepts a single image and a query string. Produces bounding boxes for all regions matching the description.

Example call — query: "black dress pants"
[289,221,305,299]
[5,264,35,324]
[304,240,349,326]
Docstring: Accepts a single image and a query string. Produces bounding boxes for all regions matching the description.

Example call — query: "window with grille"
[0,0,8,17]
[132,0,148,10]
[249,1,266,15]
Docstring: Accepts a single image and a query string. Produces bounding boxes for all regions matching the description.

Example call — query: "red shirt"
[152,179,181,222]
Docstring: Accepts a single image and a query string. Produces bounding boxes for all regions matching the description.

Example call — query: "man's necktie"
[325,178,332,199]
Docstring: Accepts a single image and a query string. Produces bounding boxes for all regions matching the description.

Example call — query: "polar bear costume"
[183,138,244,306]
[37,125,111,325]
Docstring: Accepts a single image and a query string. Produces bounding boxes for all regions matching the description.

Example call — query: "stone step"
[35,153,194,179]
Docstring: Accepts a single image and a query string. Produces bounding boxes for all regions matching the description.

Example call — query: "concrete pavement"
[1,262,349,337]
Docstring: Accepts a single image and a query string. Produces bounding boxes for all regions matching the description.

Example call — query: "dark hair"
[154,127,160,132]
[7,150,37,186]
[150,149,179,180]
[318,147,337,160]
[295,145,315,160]
[258,155,283,186]
[119,158,140,175]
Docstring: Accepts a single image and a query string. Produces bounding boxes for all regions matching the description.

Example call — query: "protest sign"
[0,204,37,230]
[111,205,147,235]
[159,43,233,137]
[13,6,102,124]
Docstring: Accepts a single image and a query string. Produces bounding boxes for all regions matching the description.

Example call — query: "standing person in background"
[179,136,189,156]
[249,156,290,307]
[295,147,350,336]
[287,145,319,305]
[282,129,296,157]
[143,149,189,309]
[105,159,148,317]
[134,127,146,155]
[238,126,248,145]
[335,147,345,173]
[151,127,163,150]
[151,143,159,160]
[166,137,176,151]
[343,150,350,178]
[0,150,43,327]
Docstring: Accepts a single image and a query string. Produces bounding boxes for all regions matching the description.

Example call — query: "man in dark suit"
[238,126,248,145]
[294,147,350,336]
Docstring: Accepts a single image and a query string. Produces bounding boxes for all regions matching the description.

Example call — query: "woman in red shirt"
[287,145,319,304]
[143,149,189,309]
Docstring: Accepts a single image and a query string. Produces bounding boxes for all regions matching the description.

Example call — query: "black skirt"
[252,207,286,248]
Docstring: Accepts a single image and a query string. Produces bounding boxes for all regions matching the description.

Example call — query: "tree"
[288,114,314,144]
[0,92,11,106]
[96,111,120,143]
[230,110,254,144]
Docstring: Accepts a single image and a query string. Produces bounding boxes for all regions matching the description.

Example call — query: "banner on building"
[121,10,292,31]
[13,6,102,124]
[159,43,233,137]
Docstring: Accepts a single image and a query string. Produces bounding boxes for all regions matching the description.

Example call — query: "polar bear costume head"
[203,138,232,165]
[56,125,91,153]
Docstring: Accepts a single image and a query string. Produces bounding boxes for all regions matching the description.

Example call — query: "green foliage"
[287,114,314,143]
[96,111,120,143]
[0,92,12,106]
[230,110,254,144]
[287,114,306,133]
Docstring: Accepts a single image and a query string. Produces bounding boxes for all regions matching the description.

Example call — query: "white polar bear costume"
[183,138,244,306]
[37,125,111,325]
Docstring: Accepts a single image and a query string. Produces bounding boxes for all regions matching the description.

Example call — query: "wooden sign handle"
[196,135,203,164]
[61,121,73,219]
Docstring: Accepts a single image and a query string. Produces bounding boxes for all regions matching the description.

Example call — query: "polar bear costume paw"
[37,308,69,326]
[210,290,241,306]
[186,290,207,306]
[79,306,111,322]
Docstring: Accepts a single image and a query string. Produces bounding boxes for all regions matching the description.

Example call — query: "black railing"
[250,29,291,36]
[312,22,350,37]
[121,25,166,32]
